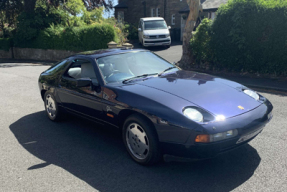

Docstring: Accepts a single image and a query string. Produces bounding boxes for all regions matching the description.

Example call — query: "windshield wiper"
[122,73,158,84]
[158,67,177,76]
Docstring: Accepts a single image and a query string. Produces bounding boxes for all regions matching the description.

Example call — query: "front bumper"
[143,37,171,47]
[160,100,273,159]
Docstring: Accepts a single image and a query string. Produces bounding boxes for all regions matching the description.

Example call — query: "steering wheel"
[107,70,121,78]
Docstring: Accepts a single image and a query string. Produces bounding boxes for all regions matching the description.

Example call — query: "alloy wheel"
[45,94,56,118]
[126,123,150,160]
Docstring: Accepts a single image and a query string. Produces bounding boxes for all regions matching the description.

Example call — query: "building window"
[151,8,156,17]
[171,14,175,25]
[156,8,160,17]
[118,11,124,23]
[211,12,216,20]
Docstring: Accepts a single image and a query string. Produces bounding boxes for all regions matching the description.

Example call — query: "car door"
[57,57,104,121]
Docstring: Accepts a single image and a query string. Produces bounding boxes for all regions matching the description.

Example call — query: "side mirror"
[91,79,99,87]
[138,28,142,31]
[168,26,171,29]
[76,78,92,87]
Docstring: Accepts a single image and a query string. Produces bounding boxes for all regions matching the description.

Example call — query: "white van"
[138,17,171,48]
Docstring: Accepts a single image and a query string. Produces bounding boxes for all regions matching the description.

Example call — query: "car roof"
[73,48,148,59]
[141,17,164,21]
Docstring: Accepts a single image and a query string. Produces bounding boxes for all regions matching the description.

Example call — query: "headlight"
[166,34,170,38]
[244,89,259,100]
[143,35,149,39]
[195,129,238,143]
[183,108,203,122]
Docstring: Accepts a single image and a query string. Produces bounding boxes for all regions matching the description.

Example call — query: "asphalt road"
[132,41,183,63]
[0,61,287,192]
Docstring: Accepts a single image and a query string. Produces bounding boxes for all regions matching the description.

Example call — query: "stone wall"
[0,49,13,59]
[0,48,77,61]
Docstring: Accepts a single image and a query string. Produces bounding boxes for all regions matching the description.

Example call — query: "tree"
[0,0,23,37]
[180,0,202,69]
[1,0,114,15]
[44,0,114,12]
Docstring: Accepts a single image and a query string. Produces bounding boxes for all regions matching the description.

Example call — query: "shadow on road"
[10,111,261,192]
[132,40,182,51]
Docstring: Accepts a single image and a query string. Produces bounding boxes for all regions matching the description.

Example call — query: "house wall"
[115,0,188,29]
[166,0,188,29]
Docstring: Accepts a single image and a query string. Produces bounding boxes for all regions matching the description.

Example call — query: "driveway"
[0,62,287,192]
[132,40,183,63]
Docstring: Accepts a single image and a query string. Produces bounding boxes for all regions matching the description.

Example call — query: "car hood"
[136,71,262,118]
[143,29,170,36]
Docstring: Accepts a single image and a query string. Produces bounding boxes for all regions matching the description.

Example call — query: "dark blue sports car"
[38,48,273,165]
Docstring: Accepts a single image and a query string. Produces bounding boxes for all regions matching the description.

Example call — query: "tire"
[122,114,161,165]
[165,45,170,49]
[44,91,62,121]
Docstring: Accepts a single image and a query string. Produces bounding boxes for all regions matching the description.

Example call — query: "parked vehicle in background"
[138,17,171,48]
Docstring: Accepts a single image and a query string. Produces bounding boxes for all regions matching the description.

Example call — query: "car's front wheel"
[123,114,161,165]
[44,91,62,121]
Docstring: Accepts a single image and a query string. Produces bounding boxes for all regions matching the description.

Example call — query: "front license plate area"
[236,127,264,144]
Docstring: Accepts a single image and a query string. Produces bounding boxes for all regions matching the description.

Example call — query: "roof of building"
[202,0,228,10]
[114,2,128,8]
[140,17,165,21]
[179,0,228,13]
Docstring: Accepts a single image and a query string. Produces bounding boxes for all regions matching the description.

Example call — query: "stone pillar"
[107,41,118,49]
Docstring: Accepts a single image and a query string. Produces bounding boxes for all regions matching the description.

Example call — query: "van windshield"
[144,20,167,30]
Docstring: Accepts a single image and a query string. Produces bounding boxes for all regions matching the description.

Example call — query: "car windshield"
[144,20,167,30]
[96,51,178,84]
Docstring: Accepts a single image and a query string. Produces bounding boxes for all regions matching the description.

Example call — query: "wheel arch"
[41,90,47,101]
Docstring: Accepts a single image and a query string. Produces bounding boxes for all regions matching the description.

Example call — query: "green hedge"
[0,38,13,51]
[191,0,287,75]
[15,24,116,52]
[190,19,213,63]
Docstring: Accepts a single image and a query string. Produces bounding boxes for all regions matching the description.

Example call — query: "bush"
[125,24,139,40]
[14,9,62,47]
[190,19,213,62]
[18,23,116,51]
[0,38,13,51]
[191,0,287,76]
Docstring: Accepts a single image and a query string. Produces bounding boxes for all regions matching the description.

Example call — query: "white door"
[181,16,186,41]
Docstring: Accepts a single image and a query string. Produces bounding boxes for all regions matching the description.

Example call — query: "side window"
[45,59,69,75]
[64,59,97,81]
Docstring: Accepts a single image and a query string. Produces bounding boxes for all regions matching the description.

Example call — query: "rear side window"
[45,59,69,75]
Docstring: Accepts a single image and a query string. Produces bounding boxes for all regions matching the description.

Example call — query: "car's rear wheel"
[123,114,161,165]
[44,91,62,121]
